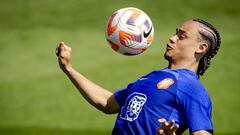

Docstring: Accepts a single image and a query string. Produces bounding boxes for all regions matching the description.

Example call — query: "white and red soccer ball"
[105,7,154,56]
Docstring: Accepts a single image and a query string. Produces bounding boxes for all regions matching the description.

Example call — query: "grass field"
[0,0,240,134]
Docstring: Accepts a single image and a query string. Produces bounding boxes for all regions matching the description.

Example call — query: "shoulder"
[176,69,207,94]
[175,69,212,107]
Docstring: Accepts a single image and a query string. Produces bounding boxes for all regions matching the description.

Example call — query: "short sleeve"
[113,72,151,107]
[114,83,135,107]
[114,88,129,107]
[183,93,213,133]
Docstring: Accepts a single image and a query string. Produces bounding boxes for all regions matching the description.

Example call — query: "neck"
[168,59,199,73]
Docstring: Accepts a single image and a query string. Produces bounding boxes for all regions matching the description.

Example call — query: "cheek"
[178,41,196,55]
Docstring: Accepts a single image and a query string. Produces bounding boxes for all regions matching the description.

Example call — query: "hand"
[156,119,179,135]
[55,42,72,72]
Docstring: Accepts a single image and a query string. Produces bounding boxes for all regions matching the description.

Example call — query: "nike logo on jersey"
[157,78,174,89]
[143,27,152,38]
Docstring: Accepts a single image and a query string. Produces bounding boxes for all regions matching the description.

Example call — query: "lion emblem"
[120,92,147,122]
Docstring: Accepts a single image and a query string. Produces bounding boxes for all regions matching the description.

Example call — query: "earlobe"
[196,43,208,54]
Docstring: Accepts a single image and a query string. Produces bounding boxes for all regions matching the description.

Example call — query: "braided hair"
[193,19,221,77]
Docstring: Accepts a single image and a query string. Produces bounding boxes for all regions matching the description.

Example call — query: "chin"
[164,52,175,64]
[164,52,170,60]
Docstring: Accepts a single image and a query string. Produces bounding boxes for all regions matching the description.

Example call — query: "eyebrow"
[176,28,186,34]
[176,28,188,37]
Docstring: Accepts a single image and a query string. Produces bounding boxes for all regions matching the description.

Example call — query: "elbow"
[102,109,113,114]
[93,102,114,114]
[102,104,115,114]
[102,102,120,114]
[95,94,120,114]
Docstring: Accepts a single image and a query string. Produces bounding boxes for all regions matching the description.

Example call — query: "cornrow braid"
[193,19,221,77]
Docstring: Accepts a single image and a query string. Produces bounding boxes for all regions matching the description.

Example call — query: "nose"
[169,35,177,44]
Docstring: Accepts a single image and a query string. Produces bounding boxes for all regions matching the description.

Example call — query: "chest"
[127,74,177,107]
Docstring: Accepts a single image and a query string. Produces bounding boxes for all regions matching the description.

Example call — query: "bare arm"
[191,130,212,135]
[55,42,120,114]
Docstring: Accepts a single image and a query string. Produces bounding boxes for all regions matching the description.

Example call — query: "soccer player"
[55,19,221,135]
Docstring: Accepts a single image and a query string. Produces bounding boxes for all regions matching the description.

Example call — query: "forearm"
[56,42,120,114]
[191,130,212,135]
[64,66,116,113]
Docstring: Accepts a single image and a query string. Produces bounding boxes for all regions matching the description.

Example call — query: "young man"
[55,19,221,135]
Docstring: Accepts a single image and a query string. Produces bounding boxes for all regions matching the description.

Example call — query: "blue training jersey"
[112,68,213,135]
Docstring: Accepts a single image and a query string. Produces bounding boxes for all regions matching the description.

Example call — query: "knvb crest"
[120,92,147,122]
[157,78,174,90]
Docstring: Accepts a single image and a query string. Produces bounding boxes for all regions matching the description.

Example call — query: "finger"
[56,41,65,56]
[60,42,65,49]
[162,120,169,127]
[65,45,72,52]
[59,42,68,55]
[55,47,59,56]
[158,118,169,130]
[158,119,166,128]
[171,124,179,133]
[59,42,65,50]
[157,129,164,135]
[168,120,175,128]
[158,118,168,126]
[59,41,65,47]
[60,42,72,53]
[56,44,61,56]
[158,118,167,124]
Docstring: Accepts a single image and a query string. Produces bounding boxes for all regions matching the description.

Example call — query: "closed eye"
[176,28,187,40]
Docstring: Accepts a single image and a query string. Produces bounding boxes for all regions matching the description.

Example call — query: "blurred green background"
[0,0,239,134]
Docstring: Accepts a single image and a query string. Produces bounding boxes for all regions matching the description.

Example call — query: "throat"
[168,60,199,73]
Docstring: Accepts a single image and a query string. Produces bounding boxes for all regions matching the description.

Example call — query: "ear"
[196,43,208,54]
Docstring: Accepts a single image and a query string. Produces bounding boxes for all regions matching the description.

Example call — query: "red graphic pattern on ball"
[106,7,154,55]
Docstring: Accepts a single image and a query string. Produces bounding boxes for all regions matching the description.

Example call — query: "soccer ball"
[105,7,154,56]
